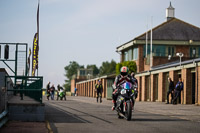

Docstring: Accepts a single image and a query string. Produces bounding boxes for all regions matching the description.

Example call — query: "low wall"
[8,103,45,122]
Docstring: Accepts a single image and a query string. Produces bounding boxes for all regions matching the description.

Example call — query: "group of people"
[167,77,184,104]
[46,82,66,100]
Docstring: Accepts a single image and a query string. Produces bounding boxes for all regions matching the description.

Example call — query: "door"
[146,76,150,101]
[155,74,159,101]
[106,79,114,100]
[192,73,196,104]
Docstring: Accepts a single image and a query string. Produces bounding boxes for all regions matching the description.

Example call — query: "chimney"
[166,2,175,21]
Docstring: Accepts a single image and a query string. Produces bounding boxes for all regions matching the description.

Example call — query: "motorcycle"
[58,89,66,100]
[114,81,137,121]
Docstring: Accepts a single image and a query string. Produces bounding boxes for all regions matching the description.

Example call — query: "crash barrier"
[0,110,8,128]
[0,87,8,128]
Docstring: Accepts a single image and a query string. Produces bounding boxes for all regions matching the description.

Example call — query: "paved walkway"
[0,121,48,133]
[45,96,200,133]
[1,96,200,133]
[70,96,200,122]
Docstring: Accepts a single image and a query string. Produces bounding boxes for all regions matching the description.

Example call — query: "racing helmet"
[120,66,129,76]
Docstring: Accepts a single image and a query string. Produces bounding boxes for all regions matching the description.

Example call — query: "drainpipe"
[196,61,198,105]
[149,70,151,102]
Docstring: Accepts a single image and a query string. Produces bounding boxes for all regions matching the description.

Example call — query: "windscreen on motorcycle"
[120,81,134,95]
[122,82,132,89]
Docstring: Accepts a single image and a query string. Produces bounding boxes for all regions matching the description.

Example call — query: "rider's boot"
[112,100,116,111]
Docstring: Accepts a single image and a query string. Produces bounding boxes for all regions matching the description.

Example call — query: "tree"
[87,64,99,76]
[116,62,122,75]
[116,61,137,75]
[99,59,116,76]
[63,80,71,92]
[64,61,84,81]
[64,61,84,91]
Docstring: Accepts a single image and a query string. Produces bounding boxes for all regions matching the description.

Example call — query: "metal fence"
[5,76,43,103]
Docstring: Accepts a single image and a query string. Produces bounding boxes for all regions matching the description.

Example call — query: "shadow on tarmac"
[131,118,188,122]
[53,102,112,124]
[45,104,90,123]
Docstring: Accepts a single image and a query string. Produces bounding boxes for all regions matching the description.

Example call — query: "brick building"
[74,3,200,105]
[116,3,200,104]
[71,68,94,95]
[76,74,115,99]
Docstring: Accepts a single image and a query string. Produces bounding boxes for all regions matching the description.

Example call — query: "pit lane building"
[75,3,200,104]
[116,3,200,104]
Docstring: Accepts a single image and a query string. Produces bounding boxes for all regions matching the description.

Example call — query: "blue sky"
[0,0,200,87]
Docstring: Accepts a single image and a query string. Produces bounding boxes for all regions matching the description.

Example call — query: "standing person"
[95,80,103,103]
[166,77,174,104]
[173,78,184,104]
[57,84,61,100]
[74,87,77,96]
[50,84,55,100]
[131,71,138,99]
[46,82,51,100]
[131,71,138,84]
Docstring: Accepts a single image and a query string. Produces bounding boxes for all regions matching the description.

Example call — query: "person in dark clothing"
[112,66,138,111]
[131,71,138,84]
[59,86,66,100]
[50,84,55,100]
[173,78,184,104]
[95,80,103,103]
[166,77,174,104]
[46,82,51,100]
[131,71,138,99]
[57,84,61,100]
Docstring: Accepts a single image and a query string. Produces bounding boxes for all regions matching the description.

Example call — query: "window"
[166,46,175,57]
[154,45,166,56]
[80,70,85,76]
[124,52,128,61]
[143,45,166,57]
[190,47,200,57]
[133,47,138,60]
[124,48,135,61]
[128,49,132,61]
[143,45,150,57]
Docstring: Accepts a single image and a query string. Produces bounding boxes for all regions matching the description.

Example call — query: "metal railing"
[5,76,43,103]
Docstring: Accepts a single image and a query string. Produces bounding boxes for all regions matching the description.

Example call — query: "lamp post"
[88,73,90,80]
[168,55,171,60]
[176,52,184,67]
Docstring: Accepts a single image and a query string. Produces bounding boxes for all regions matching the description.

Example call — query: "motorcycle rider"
[57,84,66,100]
[112,66,138,111]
